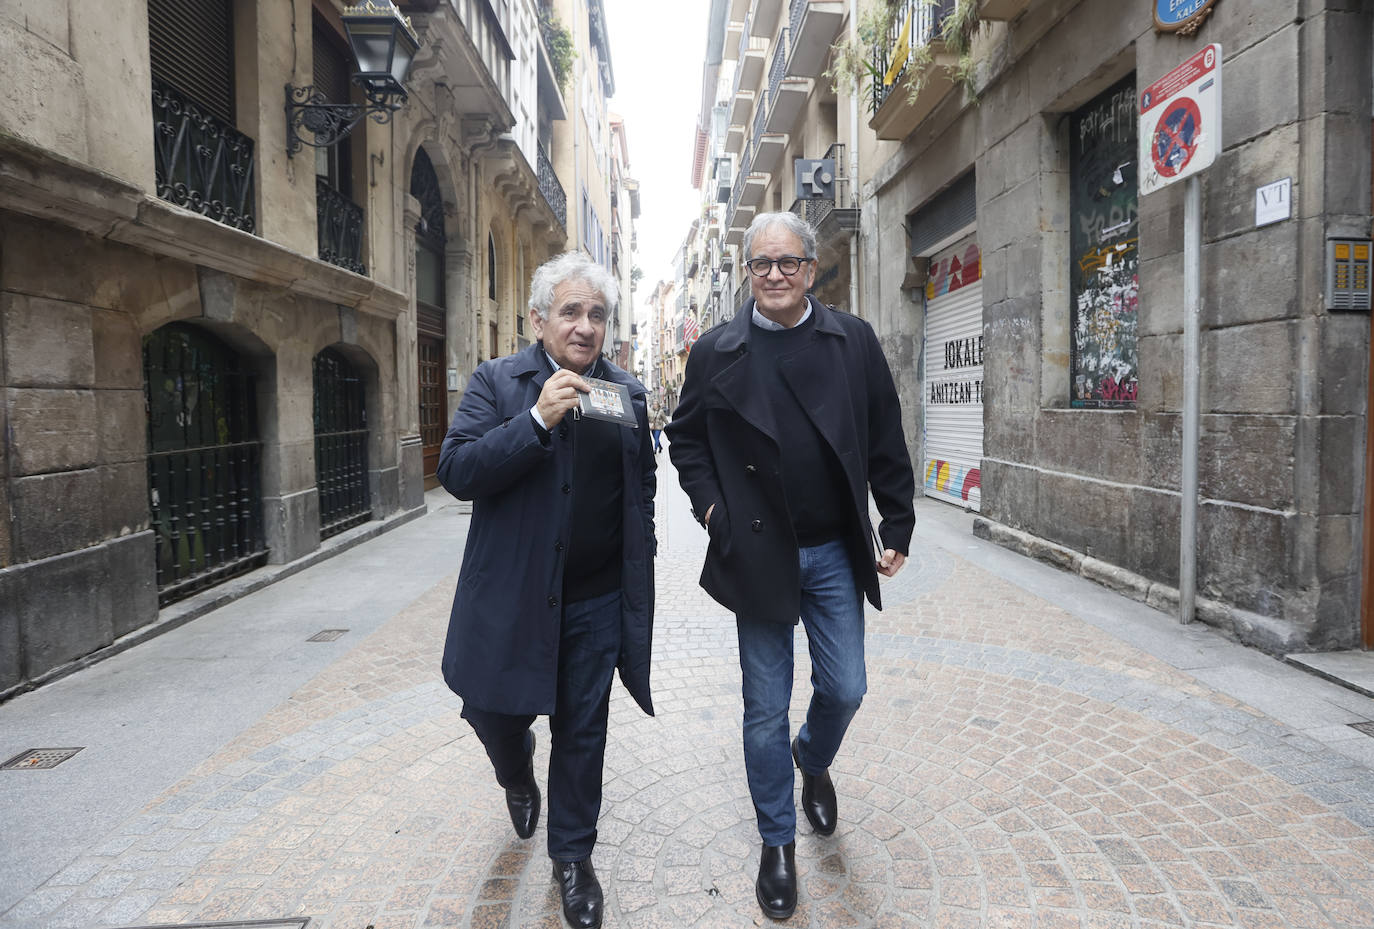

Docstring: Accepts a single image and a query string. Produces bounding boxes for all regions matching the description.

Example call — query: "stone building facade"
[676,0,1374,654]
[0,0,627,697]
[858,0,1373,652]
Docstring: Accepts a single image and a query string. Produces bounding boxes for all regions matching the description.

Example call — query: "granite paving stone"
[5,465,1374,927]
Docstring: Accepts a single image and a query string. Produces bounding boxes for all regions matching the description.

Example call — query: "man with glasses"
[665,212,915,919]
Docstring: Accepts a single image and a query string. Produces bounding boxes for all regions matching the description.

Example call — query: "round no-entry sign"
[1152,97,1202,178]
[1138,43,1222,195]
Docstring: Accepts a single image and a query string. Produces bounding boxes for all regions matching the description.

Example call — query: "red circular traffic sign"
[1152,97,1202,178]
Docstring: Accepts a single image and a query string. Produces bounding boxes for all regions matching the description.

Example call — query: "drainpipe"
[572,0,582,254]
[848,0,861,317]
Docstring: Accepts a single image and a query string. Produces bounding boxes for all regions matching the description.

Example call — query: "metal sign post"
[1139,44,1222,624]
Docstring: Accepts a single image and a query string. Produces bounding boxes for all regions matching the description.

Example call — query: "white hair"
[528,252,619,320]
[743,211,818,260]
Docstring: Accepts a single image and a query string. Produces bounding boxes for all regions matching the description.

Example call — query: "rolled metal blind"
[148,0,235,124]
[909,171,977,258]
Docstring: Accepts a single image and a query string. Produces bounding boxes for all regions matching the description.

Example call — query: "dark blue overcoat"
[437,343,655,716]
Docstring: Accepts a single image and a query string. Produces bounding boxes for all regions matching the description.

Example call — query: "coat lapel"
[710,302,779,444]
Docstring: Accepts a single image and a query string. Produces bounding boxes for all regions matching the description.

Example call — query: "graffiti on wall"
[1069,75,1139,408]
[925,242,982,301]
[924,459,981,502]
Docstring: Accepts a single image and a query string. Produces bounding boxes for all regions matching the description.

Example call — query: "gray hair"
[528,251,619,320]
[743,211,818,261]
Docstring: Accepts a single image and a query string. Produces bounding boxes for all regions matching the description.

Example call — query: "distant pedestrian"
[649,402,666,453]
[437,251,656,929]
[665,211,915,920]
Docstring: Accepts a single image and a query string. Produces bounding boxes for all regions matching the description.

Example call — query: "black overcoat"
[437,342,655,716]
[665,297,915,625]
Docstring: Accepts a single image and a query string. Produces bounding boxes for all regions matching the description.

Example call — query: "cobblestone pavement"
[5,453,1374,929]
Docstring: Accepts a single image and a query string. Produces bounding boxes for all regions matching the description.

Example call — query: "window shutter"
[148,0,235,124]
[908,171,977,258]
[313,20,351,105]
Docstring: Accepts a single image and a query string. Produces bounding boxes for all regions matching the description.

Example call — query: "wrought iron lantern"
[285,0,420,156]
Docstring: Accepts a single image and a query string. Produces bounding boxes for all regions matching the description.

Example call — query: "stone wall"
[0,206,410,695]
[866,0,1373,651]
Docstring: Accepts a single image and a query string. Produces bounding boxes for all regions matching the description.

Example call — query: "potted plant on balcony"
[827,0,983,110]
[538,6,576,95]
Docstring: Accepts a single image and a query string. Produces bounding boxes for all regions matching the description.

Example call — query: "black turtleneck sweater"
[747,312,849,546]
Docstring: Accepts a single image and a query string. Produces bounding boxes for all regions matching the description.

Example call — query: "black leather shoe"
[755,841,797,919]
[553,858,603,929]
[792,737,836,836]
[504,732,540,840]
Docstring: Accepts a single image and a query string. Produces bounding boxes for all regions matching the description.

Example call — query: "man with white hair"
[667,212,915,920]
[438,251,656,929]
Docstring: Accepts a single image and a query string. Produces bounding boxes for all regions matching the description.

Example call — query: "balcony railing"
[537,143,567,229]
[316,179,366,275]
[735,274,751,311]
[752,88,770,147]
[768,28,790,90]
[790,143,859,243]
[870,0,954,113]
[151,78,256,233]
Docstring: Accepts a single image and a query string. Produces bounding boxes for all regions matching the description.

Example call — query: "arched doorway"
[411,147,447,484]
[313,347,371,538]
[144,322,266,605]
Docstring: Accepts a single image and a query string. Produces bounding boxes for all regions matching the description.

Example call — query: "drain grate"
[306,629,348,642]
[1,747,83,770]
[114,919,310,929]
[1350,721,1374,738]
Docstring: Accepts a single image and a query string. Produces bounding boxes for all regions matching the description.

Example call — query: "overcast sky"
[602,0,711,314]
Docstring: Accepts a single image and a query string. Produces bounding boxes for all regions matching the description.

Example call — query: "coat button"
[562,483,572,494]
[547,595,559,607]
[559,425,569,439]
[554,541,565,552]
[751,519,763,532]
[745,464,757,474]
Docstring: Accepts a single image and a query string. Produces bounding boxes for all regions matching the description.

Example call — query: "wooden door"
[418,334,446,482]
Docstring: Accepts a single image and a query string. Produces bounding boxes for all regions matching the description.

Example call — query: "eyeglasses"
[745,255,810,277]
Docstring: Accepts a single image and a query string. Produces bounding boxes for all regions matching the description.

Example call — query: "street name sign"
[1153,0,1220,35]
[1138,43,1222,196]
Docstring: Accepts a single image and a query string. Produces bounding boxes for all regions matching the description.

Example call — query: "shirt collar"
[542,346,598,377]
[752,299,813,331]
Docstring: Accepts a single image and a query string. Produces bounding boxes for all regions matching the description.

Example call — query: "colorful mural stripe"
[924,459,981,502]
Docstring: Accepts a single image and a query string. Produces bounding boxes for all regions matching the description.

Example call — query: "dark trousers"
[461,589,621,862]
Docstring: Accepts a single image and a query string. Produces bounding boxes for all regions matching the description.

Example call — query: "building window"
[1069,75,1139,408]
[488,232,498,301]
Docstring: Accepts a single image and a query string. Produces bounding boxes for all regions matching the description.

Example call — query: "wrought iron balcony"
[870,0,954,113]
[788,143,859,245]
[151,77,256,233]
[537,143,567,229]
[316,178,367,275]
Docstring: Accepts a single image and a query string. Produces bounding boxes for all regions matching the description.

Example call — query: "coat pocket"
[706,503,733,560]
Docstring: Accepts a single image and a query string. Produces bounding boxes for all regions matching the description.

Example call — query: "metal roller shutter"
[148,0,235,123]
[922,237,984,511]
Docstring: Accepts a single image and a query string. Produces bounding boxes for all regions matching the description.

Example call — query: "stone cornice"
[0,133,408,321]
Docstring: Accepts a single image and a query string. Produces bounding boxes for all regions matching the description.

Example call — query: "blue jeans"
[461,589,621,861]
[736,539,867,846]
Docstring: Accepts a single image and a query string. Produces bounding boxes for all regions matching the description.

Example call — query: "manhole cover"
[1350,721,1374,738]
[306,629,348,642]
[1,747,83,770]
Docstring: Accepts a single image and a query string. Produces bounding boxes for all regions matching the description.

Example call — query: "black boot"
[553,858,603,928]
[792,737,836,835]
[504,732,540,840]
[755,841,797,919]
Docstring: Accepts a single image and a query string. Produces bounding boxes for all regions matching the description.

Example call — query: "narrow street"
[4,452,1374,929]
